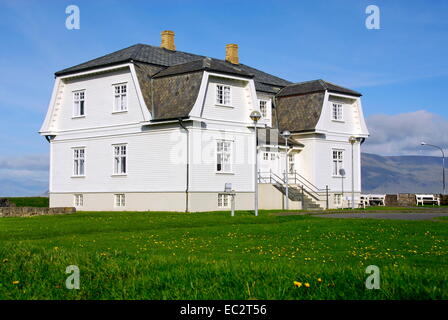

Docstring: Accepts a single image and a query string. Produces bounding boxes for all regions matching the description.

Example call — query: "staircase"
[260,171,326,210]
[272,184,323,210]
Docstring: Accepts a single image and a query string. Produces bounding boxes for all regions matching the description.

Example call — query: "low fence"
[0,207,75,218]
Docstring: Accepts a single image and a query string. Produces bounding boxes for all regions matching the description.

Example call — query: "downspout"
[178,119,189,213]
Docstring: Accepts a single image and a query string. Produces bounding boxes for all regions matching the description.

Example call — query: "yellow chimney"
[225,44,239,64]
[160,30,176,51]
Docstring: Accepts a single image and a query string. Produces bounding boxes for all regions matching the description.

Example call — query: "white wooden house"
[40,31,369,211]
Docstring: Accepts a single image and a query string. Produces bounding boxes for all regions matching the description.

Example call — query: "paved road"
[312,212,448,221]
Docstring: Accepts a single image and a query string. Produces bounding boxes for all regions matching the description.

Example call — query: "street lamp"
[250,110,262,216]
[282,130,291,210]
[339,168,346,208]
[421,142,446,194]
[349,136,357,209]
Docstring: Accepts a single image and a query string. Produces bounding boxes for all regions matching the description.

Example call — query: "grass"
[6,197,49,207]
[0,210,446,300]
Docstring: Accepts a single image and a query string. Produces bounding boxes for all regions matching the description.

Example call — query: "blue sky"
[0,0,447,195]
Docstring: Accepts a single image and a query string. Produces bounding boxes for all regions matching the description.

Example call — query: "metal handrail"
[288,171,327,192]
[258,171,329,202]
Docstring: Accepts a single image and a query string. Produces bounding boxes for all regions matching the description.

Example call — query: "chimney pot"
[161,30,176,51]
[225,44,239,64]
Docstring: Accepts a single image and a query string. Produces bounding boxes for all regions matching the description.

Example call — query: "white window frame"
[218,193,230,208]
[331,103,343,121]
[74,194,83,207]
[113,144,127,175]
[114,194,126,207]
[332,149,344,176]
[270,153,276,161]
[216,84,231,106]
[113,83,128,112]
[216,140,233,173]
[263,152,269,161]
[73,147,85,177]
[73,90,85,117]
[259,100,268,118]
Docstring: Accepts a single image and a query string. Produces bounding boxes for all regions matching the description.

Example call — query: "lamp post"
[349,136,357,209]
[339,168,345,208]
[421,142,446,194]
[282,130,291,210]
[250,111,262,216]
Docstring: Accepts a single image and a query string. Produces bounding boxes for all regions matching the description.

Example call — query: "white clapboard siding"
[200,76,251,124]
[188,127,255,192]
[56,68,144,132]
[50,127,187,193]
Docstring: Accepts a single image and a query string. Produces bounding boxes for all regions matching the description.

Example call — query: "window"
[218,194,230,208]
[332,150,344,176]
[260,100,267,118]
[332,103,343,121]
[271,153,276,161]
[114,84,127,112]
[216,140,232,173]
[74,194,83,207]
[73,148,85,176]
[334,194,342,206]
[288,154,295,173]
[113,145,127,175]
[263,152,269,161]
[114,194,125,207]
[73,91,85,117]
[216,84,231,105]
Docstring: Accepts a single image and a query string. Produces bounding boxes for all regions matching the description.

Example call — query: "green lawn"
[0,210,446,300]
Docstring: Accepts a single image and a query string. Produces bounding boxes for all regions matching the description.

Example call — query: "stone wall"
[385,194,416,206]
[384,193,447,206]
[440,194,448,205]
[0,207,75,218]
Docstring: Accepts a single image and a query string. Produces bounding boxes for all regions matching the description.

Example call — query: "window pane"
[217,154,222,172]
[80,159,84,175]
[121,156,126,174]
[114,157,119,174]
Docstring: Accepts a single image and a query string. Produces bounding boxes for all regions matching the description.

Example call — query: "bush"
[6,197,49,207]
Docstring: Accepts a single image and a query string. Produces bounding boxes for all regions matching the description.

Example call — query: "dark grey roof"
[258,128,304,147]
[277,79,362,97]
[275,91,326,133]
[153,58,254,79]
[54,43,290,92]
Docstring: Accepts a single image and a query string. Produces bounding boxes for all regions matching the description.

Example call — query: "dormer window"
[259,100,268,118]
[332,103,343,121]
[73,90,85,117]
[216,84,231,106]
[113,83,127,112]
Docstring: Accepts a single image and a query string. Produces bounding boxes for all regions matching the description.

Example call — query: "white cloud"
[363,110,448,156]
[0,154,48,196]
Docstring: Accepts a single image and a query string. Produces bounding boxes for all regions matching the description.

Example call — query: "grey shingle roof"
[277,79,362,97]
[275,91,326,133]
[258,128,304,147]
[153,58,254,79]
[54,43,289,92]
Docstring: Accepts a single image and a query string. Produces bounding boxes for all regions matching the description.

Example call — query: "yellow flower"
[317,278,322,283]
[304,283,310,288]
[12,281,19,285]
[293,281,302,287]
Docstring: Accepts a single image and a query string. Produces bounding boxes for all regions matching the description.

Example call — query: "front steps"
[273,184,323,210]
